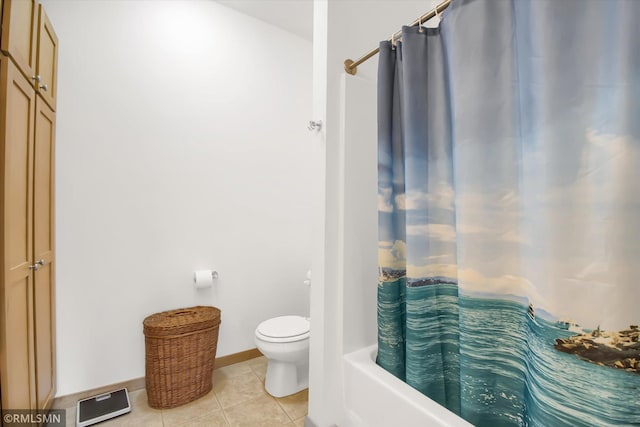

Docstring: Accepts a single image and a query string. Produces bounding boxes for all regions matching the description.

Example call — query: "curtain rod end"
[344,59,357,76]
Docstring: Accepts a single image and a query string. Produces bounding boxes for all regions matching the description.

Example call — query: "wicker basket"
[143,306,221,409]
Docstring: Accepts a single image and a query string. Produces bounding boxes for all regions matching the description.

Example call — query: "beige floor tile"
[99,410,163,427]
[248,356,268,381]
[64,406,76,427]
[223,395,290,427]
[213,360,254,383]
[175,409,229,427]
[247,356,267,367]
[68,390,162,427]
[63,358,281,427]
[128,389,161,414]
[293,417,306,427]
[160,390,221,426]
[276,389,308,420]
[213,371,267,408]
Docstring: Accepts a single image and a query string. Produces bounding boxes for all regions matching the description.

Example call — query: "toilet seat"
[256,315,310,343]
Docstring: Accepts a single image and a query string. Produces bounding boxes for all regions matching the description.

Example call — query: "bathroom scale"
[76,388,131,427]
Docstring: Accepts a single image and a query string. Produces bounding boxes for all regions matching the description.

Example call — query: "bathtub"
[342,345,473,427]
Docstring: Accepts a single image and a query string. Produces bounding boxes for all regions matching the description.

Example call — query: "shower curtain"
[376,0,640,426]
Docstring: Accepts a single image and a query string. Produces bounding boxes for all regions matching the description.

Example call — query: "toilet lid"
[257,315,309,339]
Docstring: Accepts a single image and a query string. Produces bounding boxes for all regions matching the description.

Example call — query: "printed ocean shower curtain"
[376,0,640,426]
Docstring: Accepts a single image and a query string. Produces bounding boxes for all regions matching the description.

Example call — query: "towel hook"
[308,120,322,132]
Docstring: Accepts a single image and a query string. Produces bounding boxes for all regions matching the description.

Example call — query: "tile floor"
[64,356,307,427]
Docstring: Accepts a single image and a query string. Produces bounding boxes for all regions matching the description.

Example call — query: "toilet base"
[264,360,309,398]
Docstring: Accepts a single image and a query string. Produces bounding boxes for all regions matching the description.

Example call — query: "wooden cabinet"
[1,0,38,85]
[0,52,37,412]
[35,5,57,110]
[0,0,57,413]
[1,1,58,110]
[33,96,56,410]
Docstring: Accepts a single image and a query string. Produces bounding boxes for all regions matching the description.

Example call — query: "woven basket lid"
[143,306,221,337]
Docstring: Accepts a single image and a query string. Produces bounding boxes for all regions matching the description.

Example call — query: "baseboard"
[51,377,146,410]
[214,348,263,369]
[52,347,264,410]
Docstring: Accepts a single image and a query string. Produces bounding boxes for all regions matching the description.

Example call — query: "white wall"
[341,76,378,356]
[309,1,441,426]
[41,0,313,396]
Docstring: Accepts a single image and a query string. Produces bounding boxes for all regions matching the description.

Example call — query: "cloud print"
[541,128,635,207]
[407,224,456,242]
[403,263,551,313]
[407,263,458,279]
[398,184,455,211]
[458,268,550,311]
[378,187,393,212]
[378,240,406,269]
[499,230,529,245]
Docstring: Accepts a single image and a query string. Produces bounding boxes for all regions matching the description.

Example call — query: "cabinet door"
[0,55,37,411]
[33,96,55,410]
[1,0,38,81]
[36,4,57,110]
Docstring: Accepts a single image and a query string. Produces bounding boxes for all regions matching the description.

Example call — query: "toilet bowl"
[254,315,310,398]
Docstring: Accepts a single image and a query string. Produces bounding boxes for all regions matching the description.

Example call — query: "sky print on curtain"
[380,126,640,331]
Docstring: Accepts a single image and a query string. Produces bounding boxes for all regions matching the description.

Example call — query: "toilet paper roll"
[193,270,214,289]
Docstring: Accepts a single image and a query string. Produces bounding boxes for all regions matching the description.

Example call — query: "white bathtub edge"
[343,345,473,427]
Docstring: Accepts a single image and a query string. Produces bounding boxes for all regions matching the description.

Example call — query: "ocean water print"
[378,278,640,427]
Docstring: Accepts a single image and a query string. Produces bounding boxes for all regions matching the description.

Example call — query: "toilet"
[254,315,310,397]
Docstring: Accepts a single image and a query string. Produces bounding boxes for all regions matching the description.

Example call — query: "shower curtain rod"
[343,0,452,76]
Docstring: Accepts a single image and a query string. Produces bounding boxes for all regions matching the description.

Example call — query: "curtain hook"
[391,32,396,49]
[419,14,424,33]
[435,7,441,22]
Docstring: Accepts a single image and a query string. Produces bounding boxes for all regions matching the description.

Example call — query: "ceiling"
[216,0,313,41]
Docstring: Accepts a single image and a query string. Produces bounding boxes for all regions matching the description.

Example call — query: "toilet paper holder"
[193,269,219,289]
[194,270,219,280]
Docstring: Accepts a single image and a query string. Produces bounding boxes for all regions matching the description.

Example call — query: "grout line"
[160,408,166,427]
[275,398,295,422]
[220,407,232,427]
[213,391,232,426]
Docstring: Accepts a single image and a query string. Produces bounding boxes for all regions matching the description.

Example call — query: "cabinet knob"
[32,75,41,82]
[28,259,46,271]
[39,84,49,92]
